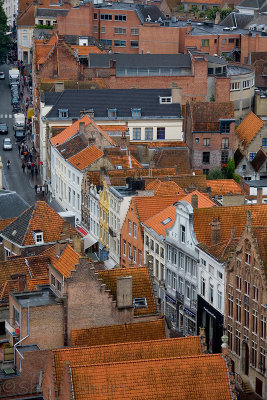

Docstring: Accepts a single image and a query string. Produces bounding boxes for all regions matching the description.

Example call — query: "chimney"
[116,276,133,308]
[61,220,70,240]
[171,83,182,104]
[191,194,198,209]
[257,187,263,204]
[55,82,64,92]
[214,11,220,24]
[0,156,3,189]
[71,233,83,254]
[56,240,66,257]
[210,217,221,245]
[79,121,86,134]
[17,274,27,292]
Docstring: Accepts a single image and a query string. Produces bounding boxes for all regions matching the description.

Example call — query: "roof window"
[58,109,68,119]
[108,108,117,119]
[131,108,141,118]
[133,297,147,309]
[159,96,172,104]
[32,230,44,244]
[161,217,172,225]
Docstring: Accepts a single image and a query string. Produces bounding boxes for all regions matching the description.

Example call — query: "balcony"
[5,321,19,337]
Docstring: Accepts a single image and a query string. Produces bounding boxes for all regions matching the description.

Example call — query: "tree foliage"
[205,6,232,21]
[225,158,240,182]
[0,0,11,63]
[206,168,224,180]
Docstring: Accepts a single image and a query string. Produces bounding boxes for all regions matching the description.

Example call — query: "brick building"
[184,101,235,174]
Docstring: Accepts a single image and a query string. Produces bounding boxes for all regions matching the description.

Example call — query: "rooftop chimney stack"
[79,121,86,134]
[210,217,221,245]
[171,83,182,104]
[191,194,198,209]
[116,276,133,308]
[257,187,263,204]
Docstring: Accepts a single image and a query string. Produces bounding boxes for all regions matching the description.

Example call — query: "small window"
[33,230,43,244]
[131,108,141,118]
[229,38,235,43]
[231,82,240,91]
[242,165,246,171]
[180,225,185,243]
[58,109,68,119]
[160,97,172,104]
[93,13,98,20]
[201,39,209,47]
[145,127,153,140]
[262,138,267,146]
[131,28,139,35]
[157,127,165,139]
[202,152,210,164]
[133,297,147,308]
[222,137,229,149]
[243,80,250,89]
[100,14,112,20]
[203,138,210,146]
[114,14,126,21]
[101,26,105,34]
[249,152,256,161]
[222,38,226,44]
[108,108,117,119]
[114,27,126,35]
[220,121,231,133]
[195,137,199,143]
[51,274,55,286]
[114,40,126,47]
[133,128,141,140]
[100,39,112,46]
[57,280,61,292]
[93,26,98,34]
[130,41,139,48]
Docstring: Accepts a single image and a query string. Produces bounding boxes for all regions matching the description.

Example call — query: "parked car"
[0,72,5,80]
[3,138,12,150]
[0,123,8,134]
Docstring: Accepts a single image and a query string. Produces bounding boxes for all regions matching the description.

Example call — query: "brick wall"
[139,25,185,54]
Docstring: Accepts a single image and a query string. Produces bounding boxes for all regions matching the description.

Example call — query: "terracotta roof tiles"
[68,145,103,171]
[143,205,176,237]
[190,102,234,132]
[72,319,166,348]
[107,154,142,169]
[134,196,179,223]
[97,267,156,316]
[146,179,185,196]
[235,111,264,149]
[206,179,243,196]
[181,190,216,207]
[52,244,80,278]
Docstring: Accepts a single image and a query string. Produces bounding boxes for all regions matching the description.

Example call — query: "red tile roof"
[51,244,80,278]
[143,205,176,237]
[146,179,185,196]
[69,354,232,400]
[207,179,243,196]
[68,145,103,171]
[182,190,216,207]
[72,319,166,347]
[235,112,264,149]
[108,154,142,169]
[133,196,180,223]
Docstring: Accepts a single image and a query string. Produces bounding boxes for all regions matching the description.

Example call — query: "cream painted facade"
[128,119,184,142]
[3,0,18,28]
[17,26,34,64]
[229,67,255,120]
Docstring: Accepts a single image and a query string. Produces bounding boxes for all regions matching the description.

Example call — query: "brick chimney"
[79,121,86,134]
[210,217,221,245]
[61,221,70,240]
[71,233,84,254]
[214,11,220,24]
[191,194,198,209]
[56,240,66,257]
[171,83,182,104]
[257,187,263,204]
[116,276,132,308]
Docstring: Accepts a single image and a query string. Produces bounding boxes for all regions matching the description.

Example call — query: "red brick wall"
[139,25,185,54]
[215,77,230,102]
[120,200,144,269]
[185,33,240,56]
[57,3,93,36]
[241,35,267,64]
[42,351,58,400]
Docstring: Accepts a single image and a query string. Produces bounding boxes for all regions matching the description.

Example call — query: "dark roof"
[237,0,265,9]
[1,205,34,245]
[190,102,234,132]
[44,89,182,120]
[89,53,191,69]
[0,190,29,219]
[64,35,103,48]
[220,12,254,29]
[36,8,69,17]
[135,4,165,23]
[43,92,62,105]
[234,147,245,167]
[251,149,267,171]
[56,134,87,159]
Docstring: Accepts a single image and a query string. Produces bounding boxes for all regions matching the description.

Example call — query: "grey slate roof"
[220,12,254,29]
[0,190,29,219]
[88,54,192,69]
[0,205,34,245]
[44,89,182,120]
[36,8,69,18]
[237,0,265,9]
[135,4,165,23]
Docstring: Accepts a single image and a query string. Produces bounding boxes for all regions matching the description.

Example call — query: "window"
[133,223,137,239]
[253,286,258,302]
[160,263,164,280]
[33,231,43,244]
[178,277,183,294]
[100,14,112,20]
[160,97,172,104]
[244,304,249,328]
[179,252,185,269]
[128,220,132,235]
[245,280,250,295]
[252,309,258,334]
[133,128,141,140]
[203,138,210,146]
[186,282,190,299]
[145,127,153,140]
[128,243,132,260]
[58,109,68,119]
[57,280,61,292]
[251,340,257,367]
[222,137,229,149]
[228,293,233,318]
[13,306,20,325]
[202,152,210,164]
[101,26,105,34]
[133,297,147,308]
[68,187,71,203]
[155,260,159,278]
[93,13,98,19]
[130,41,139,48]
[209,283,214,304]
[114,27,126,34]
[157,127,165,139]
[123,240,126,256]
[249,152,256,161]
[201,39,209,47]
[93,25,98,33]
[138,250,142,265]
[115,14,126,21]
[236,298,241,323]
[38,19,43,25]
[108,108,117,119]
[180,225,185,243]
[229,38,235,43]
[192,261,196,277]
[262,138,267,146]
[243,80,250,89]
[100,39,112,46]
[131,28,139,35]
[231,82,240,91]
[259,347,265,373]
[114,40,126,47]
[145,235,149,246]
[228,325,233,350]
[195,137,199,143]
[150,240,154,251]
[51,274,55,286]
[131,108,141,118]
[245,252,251,265]
[167,269,171,286]
[160,247,164,259]
[155,243,159,255]
[209,264,214,275]
[235,330,241,356]
[236,276,241,290]
[261,315,266,339]
[217,289,222,310]
[220,121,230,133]
[133,246,136,263]
[201,276,206,296]
[217,271,223,280]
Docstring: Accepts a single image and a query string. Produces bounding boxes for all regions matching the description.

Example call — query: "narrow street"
[0,63,37,206]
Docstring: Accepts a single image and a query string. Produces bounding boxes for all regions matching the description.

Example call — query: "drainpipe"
[14,300,30,371]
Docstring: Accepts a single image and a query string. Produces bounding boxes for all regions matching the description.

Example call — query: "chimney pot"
[116,276,133,309]
[210,217,221,245]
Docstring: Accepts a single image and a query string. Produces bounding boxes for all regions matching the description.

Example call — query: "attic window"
[161,217,172,225]
[133,297,148,309]
[131,108,141,118]
[58,109,69,119]
[116,165,123,170]
[108,108,117,119]
[160,96,172,104]
[33,230,43,244]
[220,121,230,133]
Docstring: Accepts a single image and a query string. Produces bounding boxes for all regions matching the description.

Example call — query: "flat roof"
[12,287,58,308]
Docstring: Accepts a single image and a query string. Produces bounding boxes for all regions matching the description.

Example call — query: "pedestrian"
[37,185,40,195]
[31,166,34,178]
[34,184,38,194]
[29,153,32,162]
[21,163,25,173]
[35,165,38,176]
[18,144,21,155]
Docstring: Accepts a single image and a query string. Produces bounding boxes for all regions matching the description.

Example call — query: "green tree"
[206,168,224,180]
[225,158,240,182]
[0,1,11,63]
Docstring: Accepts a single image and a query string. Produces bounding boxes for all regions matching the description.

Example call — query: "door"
[244,342,249,375]
[255,378,262,397]
[23,51,28,64]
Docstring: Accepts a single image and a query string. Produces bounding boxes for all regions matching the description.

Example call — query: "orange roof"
[68,145,103,171]
[50,115,116,147]
[143,205,176,237]
[68,354,232,400]
[193,204,267,246]
[72,319,166,347]
[207,179,243,196]
[133,196,179,223]
[146,179,185,196]
[27,276,49,290]
[52,244,80,277]
[97,267,156,316]
[182,190,216,208]
[236,111,264,149]
[71,45,104,56]
[54,335,203,392]
[0,218,15,231]
[108,154,142,169]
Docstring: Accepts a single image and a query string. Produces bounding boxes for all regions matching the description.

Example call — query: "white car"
[0,72,5,80]
[3,138,12,150]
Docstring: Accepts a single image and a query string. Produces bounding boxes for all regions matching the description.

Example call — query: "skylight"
[161,217,172,225]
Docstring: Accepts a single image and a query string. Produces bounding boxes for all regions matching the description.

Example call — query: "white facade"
[88,185,100,245]
[3,0,18,28]
[50,146,83,222]
[17,26,34,64]
[165,201,199,336]
[128,119,184,142]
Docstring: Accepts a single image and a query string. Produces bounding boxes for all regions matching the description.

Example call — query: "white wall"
[3,0,18,27]
[128,119,183,142]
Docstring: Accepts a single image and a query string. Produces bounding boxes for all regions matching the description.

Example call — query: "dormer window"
[33,230,44,244]
[160,96,172,104]
[108,108,117,119]
[220,120,231,133]
[131,108,141,118]
[133,297,147,309]
[58,109,68,119]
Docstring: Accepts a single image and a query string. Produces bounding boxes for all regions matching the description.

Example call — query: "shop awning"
[27,108,34,119]
[83,234,98,250]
